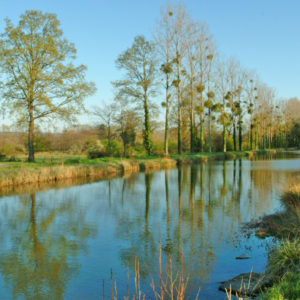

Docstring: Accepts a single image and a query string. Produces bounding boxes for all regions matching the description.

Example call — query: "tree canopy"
[0,10,96,161]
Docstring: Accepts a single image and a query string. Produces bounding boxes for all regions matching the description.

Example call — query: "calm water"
[0,155,300,300]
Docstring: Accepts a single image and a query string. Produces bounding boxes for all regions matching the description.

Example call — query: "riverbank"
[0,150,279,189]
[247,182,300,299]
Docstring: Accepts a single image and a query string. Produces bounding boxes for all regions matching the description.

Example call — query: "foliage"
[113,35,157,156]
[34,135,51,152]
[0,10,96,161]
[101,139,122,157]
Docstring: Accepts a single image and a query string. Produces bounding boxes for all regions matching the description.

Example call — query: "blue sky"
[0,0,299,122]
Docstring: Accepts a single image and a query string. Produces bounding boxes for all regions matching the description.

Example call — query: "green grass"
[262,240,300,300]
[0,150,253,169]
[266,239,300,280]
[261,272,300,300]
[0,150,282,189]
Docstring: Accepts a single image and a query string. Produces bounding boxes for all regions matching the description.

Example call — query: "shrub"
[133,143,147,156]
[153,142,164,156]
[82,139,104,153]
[101,139,122,157]
[67,144,82,155]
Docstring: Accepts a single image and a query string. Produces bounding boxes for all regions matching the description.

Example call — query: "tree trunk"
[190,109,195,152]
[233,122,237,151]
[238,121,242,151]
[200,117,204,152]
[178,102,182,154]
[190,83,195,153]
[223,124,227,152]
[250,123,253,150]
[208,108,212,153]
[144,92,152,155]
[28,107,35,162]
[164,76,169,156]
[177,79,182,154]
[164,102,169,156]
[176,53,182,155]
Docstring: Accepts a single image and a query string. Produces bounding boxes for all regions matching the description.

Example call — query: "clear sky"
[0,0,299,122]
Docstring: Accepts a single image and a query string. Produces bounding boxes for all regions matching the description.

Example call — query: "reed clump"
[106,248,198,300]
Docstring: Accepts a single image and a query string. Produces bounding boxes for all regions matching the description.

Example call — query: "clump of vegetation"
[107,249,195,300]
[266,239,300,280]
[261,272,300,300]
[242,181,300,299]
[260,239,300,300]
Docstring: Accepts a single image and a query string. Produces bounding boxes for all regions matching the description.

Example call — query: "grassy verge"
[0,150,273,189]
[262,239,300,299]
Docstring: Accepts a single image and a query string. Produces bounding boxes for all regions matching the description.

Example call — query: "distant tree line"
[94,4,300,157]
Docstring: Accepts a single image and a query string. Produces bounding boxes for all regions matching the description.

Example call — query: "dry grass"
[105,248,199,300]
[0,158,178,190]
[249,181,300,240]
[282,183,300,218]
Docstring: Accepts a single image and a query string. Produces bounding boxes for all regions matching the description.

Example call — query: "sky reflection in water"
[0,156,299,300]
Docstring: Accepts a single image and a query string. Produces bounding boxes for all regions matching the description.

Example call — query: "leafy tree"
[115,108,140,157]
[113,36,157,156]
[0,10,96,161]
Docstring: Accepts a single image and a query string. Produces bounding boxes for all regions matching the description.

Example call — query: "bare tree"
[154,4,175,156]
[93,103,116,154]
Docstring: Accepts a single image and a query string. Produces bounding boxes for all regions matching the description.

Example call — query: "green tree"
[115,108,140,157]
[0,10,95,161]
[113,36,157,156]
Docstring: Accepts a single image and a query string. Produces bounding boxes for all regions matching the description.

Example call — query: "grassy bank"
[251,181,300,239]
[0,150,273,189]
[251,183,300,299]
[262,239,300,299]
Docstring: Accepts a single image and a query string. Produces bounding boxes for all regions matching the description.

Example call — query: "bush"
[153,142,164,156]
[168,141,178,154]
[0,145,15,155]
[67,144,82,155]
[101,139,122,157]
[133,143,147,156]
[82,139,103,153]
[34,135,51,152]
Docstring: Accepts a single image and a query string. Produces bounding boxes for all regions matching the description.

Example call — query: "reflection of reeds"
[106,248,198,300]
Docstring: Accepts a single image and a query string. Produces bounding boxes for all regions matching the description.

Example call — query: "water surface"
[0,155,299,299]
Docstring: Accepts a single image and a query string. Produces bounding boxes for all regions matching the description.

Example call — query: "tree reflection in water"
[0,156,298,299]
[0,191,95,300]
